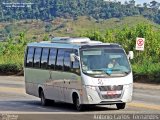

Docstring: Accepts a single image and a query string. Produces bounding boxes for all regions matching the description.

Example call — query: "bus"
[24,37,133,111]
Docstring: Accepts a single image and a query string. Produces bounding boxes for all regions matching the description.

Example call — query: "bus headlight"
[125,83,133,89]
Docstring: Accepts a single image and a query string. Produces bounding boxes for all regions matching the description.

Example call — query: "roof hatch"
[51,37,102,44]
[51,37,91,43]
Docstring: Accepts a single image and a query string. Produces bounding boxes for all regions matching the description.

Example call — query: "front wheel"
[74,96,84,111]
[116,103,126,109]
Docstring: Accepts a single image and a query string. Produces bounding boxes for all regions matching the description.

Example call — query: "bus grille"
[99,85,123,91]
[99,85,123,99]
[102,94,121,99]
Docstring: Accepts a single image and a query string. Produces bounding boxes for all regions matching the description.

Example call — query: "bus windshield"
[80,48,131,77]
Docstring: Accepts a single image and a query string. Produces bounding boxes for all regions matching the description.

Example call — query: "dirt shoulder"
[0,75,24,81]
[133,82,160,90]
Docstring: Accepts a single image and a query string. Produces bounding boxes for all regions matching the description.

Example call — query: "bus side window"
[71,49,80,75]
[56,49,65,71]
[33,47,42,68]
[26,47,35,67]
[48,48,57,69]
[64,50,72,72]
[41,48,49,69]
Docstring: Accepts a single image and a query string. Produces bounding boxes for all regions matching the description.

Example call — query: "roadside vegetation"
[0,32,27,75]
[0,17,160,83]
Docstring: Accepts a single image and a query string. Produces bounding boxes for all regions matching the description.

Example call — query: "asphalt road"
[0,76,160,120]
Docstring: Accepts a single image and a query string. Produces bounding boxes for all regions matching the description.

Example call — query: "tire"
[74,96,84,111]
[40,90,49,106]
[116,103,126,109]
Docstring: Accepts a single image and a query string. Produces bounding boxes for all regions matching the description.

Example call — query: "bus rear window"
[56,49,65,70]
[48,48,57,69]
[33,48,42,68]
[26,47,35,67]
[41,48,49,69]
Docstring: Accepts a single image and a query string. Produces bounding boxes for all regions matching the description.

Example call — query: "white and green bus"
[24,37,133,111]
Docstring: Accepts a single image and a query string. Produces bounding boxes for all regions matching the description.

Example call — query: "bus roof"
[27,37,122,49]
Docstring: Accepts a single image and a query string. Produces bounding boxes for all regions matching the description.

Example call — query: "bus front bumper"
[82,83,133,105]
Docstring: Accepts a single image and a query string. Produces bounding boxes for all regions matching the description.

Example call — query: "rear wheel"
[116,103,126,109]
[40,90,49,106]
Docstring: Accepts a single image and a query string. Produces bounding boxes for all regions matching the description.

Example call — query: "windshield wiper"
[111,69,130,75]
[122,71,130,74]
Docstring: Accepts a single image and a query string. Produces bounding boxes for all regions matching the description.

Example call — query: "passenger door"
[63,50,73,103]
[63,49,81,103]
[46,48,59,100]
[54,49,65,102]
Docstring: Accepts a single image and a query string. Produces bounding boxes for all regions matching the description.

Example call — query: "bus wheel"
[40,90,48,106]
[74,96,84,111]
[116,103,126,109]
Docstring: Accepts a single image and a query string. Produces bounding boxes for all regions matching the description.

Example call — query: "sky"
[105,0,155,5]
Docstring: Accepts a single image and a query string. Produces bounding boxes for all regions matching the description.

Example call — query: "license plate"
[107,91,121,95]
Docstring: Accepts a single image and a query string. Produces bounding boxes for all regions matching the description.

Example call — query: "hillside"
[1,0,160,24]
[0,16,159,41]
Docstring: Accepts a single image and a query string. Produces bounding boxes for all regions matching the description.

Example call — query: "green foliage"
[0,43,5,55]
[43,34,49,41]
[132,63,160,83]
[0,64,22,74]
[0,31,27,74]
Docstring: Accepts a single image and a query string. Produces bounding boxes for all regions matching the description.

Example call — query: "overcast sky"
[105,0,155,5]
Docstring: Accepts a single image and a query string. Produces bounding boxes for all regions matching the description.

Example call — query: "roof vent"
[51,37,91,43]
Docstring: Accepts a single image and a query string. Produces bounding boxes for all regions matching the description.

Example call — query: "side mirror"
[70,53,80,62]
[128,51,134,60]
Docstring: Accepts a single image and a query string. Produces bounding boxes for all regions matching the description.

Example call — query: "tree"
[143,3,148,8]
[150,0,158,8]
[0,0,160,24]
[129,0,135,6]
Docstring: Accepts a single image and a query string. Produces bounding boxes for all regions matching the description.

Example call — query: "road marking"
[128,102,160,111]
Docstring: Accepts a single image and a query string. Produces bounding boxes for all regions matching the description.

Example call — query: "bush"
[0,64,22,74]
[132,63,160,83]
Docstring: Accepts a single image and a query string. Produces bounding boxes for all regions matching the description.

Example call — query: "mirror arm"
[75,56,80,61]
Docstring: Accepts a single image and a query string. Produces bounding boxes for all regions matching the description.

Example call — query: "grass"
[0,16,160,41]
